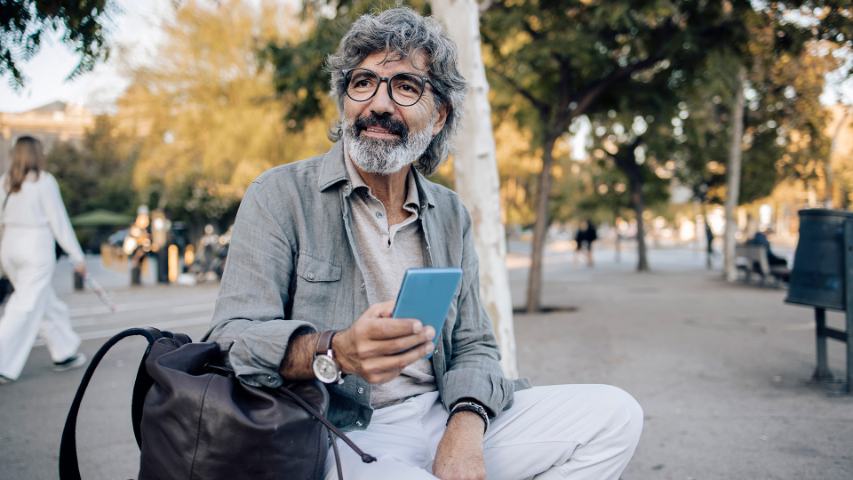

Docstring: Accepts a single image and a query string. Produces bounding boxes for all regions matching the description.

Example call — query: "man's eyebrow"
[363,65,429,77]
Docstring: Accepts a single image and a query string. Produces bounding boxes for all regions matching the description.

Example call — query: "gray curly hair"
[327,7,466,175]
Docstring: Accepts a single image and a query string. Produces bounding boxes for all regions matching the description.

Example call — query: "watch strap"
[316,330,336,355]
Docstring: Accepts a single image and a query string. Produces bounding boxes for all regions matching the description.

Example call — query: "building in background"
[0,101,95,172]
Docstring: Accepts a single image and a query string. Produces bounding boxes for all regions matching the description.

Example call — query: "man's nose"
[368,80,396,115]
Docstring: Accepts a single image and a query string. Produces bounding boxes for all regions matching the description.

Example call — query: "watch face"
[312,354,339,383]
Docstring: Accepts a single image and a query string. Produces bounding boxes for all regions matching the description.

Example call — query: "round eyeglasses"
[343,68,433,107]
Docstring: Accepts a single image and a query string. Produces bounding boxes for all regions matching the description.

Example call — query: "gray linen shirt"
[204,142,519,431]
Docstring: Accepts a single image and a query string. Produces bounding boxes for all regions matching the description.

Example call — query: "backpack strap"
[279,386,377,464]
[59,327,172,480]
[130,330,191,446]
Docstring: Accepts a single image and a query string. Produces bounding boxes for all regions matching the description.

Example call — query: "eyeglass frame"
[342,68,435,107]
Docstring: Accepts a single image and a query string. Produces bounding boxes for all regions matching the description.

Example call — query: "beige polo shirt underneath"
[344,153,437,408]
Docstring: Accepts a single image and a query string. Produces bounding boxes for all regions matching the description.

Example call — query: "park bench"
[735,243,790,286]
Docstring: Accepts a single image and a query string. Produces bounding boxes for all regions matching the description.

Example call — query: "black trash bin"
[785,209,853,392]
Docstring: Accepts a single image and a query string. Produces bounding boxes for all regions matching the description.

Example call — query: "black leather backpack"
[59,327,375,479]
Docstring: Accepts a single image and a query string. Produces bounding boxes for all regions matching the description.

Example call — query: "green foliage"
[673,38,843,206]
[481,0,850,170]
[480,1,849,222]
[261,9,349,131]
[0,0,114,88]
[481,0,753,145]
[262,0,428,132]
[120,0,332,228]
[48,115,137,218]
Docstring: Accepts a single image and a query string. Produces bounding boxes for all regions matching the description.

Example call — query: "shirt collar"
[318,141,435,210]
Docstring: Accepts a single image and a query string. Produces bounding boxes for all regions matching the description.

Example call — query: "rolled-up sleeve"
[440,209,515,418]
[204,179,315,388]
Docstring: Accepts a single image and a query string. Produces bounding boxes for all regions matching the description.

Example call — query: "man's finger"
[366,316,423,339]
[365,328,435,356]
[366,340,434,375]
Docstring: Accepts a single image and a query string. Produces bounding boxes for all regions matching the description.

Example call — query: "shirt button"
[375,211,383,218]
[355,420,363,427]
[357,386,365,394]
[306,273,314,280]
[360,282,365,290]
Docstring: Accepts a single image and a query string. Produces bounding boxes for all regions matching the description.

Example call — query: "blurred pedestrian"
[124,206,152,286]
[573,223,585,266]
[0,136,87,384]
[575,219,598,267]
[705,222,714,269]
[194,224,223,281]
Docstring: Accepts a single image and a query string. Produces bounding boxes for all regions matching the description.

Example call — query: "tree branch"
[571,53,664,118]
[491,67,549,112]
[480,29,549,112]
[568,18,682,119]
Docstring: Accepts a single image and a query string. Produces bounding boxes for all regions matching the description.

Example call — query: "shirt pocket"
[291,252,342,322]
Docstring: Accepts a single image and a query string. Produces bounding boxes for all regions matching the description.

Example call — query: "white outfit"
[0,171,85,380]
[324,384,643,480]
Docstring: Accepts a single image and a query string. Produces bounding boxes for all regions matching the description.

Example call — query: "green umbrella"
[71,209,133,227]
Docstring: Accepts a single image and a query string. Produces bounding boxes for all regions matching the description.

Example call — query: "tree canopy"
[48,114,137,218]
[117,0,332,227]
[479,0,851,308]
[1,0,114,88]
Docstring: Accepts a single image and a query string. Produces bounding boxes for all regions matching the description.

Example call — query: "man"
[748,228,787,267]
[747,227,789,282]
[206,8,642,480]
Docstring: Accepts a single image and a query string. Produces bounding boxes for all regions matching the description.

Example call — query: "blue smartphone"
[392,267,463,357]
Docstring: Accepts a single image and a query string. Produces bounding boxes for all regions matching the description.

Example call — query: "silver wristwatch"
[312,330,343,384]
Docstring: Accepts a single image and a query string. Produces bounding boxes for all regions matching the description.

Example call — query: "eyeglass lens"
[346,69,425,106]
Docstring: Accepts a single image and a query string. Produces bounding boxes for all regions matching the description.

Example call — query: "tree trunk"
[612,139,648,272]
[723,67,746,282]
[525,133,557,313]
[825,107,850,208]
[431,0,518,378]
[614,210,622,264]
[631,181,649,272]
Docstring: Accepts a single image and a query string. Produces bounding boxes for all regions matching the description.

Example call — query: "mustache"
[354,113,408,140]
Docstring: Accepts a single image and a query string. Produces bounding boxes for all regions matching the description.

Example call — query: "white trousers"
[0,227,80,380]
[324,384,643,480]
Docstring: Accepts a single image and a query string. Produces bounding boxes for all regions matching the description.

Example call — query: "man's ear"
[432,103,449,136]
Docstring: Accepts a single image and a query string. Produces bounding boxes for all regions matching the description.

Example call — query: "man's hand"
[432,412,486,480]
[333,301,435,384]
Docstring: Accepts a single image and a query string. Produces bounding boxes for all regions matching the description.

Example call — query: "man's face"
[342,50,447,175]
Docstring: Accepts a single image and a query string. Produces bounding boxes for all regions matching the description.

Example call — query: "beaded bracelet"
[447,401,489,433]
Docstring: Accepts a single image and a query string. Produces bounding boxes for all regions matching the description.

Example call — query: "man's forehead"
[356,49,430,74]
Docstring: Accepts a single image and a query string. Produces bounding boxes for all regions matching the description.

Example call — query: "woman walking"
[0,136,87,384]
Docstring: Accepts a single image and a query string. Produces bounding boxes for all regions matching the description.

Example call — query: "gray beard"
[343,119,434,175]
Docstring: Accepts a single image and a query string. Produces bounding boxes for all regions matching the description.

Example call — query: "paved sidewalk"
[1,246,851,479]
[508,248,851,480]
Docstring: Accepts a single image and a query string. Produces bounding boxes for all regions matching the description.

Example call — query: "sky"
[0,2,850,114]
[0,0,173,113]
